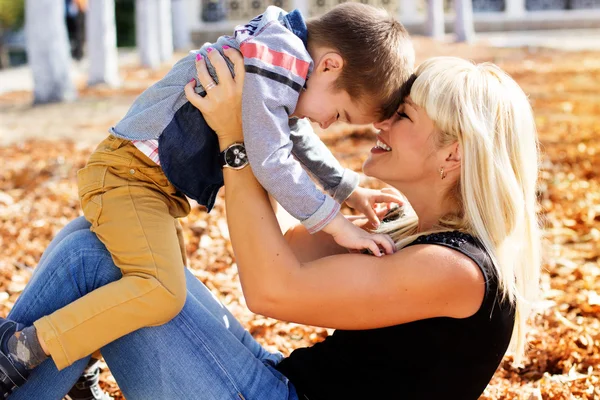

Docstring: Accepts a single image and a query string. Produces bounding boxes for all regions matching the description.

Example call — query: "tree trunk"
[136,0,160,68]
[26,0,76,104]
[0,34,8,69]
[454,0,475,43]
[172,0,191,51]
[87,0,119,86]
[426,0,445,40]
[158,0,173,62]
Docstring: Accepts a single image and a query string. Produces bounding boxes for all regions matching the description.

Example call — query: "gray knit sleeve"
[289,118,360,203]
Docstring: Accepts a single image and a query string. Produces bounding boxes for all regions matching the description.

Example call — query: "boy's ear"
[316,52,344,77]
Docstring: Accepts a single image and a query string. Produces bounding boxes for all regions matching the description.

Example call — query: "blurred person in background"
[66,0,86,60]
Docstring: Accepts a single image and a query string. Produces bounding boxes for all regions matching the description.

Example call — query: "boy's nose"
[319,116,335,130]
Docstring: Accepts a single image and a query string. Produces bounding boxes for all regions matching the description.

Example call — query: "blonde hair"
[379,57,541,363]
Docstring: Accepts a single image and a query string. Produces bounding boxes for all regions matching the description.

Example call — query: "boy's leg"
[62,224,182,400]
[34,172,190,370]
[175,219,187,267]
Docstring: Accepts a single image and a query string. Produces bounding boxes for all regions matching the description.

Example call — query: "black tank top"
[276,231,515,400]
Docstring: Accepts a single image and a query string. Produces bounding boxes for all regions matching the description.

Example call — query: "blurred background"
[1,1,599,399]
[1,0,599,100]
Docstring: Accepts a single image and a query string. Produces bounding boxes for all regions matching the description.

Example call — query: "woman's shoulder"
[405,230,500,313]
[407,231,492,279]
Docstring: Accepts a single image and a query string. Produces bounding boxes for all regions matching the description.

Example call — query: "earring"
[439,167,447,180]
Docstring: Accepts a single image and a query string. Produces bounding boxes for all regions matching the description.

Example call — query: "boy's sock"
[6,325,48,370]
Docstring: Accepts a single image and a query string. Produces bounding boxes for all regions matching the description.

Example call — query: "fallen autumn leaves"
[1,43,599,399]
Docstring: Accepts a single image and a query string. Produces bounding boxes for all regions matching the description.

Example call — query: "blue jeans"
[8,217,299,400]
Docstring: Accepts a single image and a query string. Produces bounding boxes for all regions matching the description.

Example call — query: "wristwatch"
[219,142,248,170]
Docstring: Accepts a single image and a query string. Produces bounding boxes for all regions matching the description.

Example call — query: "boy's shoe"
[65,365,113,400]
[0,319,29,398]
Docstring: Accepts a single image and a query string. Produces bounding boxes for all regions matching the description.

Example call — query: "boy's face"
[293,79,376,130]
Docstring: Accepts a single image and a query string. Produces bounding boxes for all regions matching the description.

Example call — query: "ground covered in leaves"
[1,39,599,399]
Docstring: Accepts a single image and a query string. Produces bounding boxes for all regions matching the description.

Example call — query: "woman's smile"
[371,135,393,153]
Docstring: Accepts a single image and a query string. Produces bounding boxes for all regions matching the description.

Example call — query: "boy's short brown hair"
[306,2,414,120]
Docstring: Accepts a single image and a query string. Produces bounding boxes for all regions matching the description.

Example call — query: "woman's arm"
[185,48,485,330]
[225,164,484,329]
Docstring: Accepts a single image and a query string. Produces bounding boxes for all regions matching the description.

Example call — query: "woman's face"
[363,97,441,186]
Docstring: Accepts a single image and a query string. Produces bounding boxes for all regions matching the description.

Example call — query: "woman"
[4,51,540,399]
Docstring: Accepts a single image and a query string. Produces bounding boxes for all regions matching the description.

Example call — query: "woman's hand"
[184,47,246,149]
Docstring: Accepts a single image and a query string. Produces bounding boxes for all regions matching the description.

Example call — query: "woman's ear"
[444,142,462,173]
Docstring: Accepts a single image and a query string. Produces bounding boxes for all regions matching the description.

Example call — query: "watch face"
[225,144,247,169]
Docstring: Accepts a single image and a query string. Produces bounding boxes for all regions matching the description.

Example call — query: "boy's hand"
[345,187,404,228]
[322,212,395,257]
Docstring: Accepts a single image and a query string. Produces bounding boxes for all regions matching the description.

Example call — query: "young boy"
[0,3,414,396]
